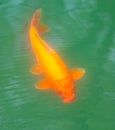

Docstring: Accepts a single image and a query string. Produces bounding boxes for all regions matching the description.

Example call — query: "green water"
[0,0,115,130]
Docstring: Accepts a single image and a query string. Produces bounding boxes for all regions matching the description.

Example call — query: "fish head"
[55,78,76,103]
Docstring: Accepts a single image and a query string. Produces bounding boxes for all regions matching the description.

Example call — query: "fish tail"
[30,9,49,33]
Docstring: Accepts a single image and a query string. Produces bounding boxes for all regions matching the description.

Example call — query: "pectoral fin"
[36,79,51,90]
[71,68,85,80]
[30,64,42,75]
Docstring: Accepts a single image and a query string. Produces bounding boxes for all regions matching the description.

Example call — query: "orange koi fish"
[29,9,85,103]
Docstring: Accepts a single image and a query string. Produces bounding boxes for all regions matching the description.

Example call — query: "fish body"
[29,9,85,103]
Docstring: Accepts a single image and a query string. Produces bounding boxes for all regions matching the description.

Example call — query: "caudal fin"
[30,9,49,33]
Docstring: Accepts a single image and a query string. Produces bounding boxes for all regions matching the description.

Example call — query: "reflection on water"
[0,0,115,129]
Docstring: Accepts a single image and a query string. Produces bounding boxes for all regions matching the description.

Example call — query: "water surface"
[0,0,115,130]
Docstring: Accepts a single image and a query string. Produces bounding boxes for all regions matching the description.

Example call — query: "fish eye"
[57,90,62,95]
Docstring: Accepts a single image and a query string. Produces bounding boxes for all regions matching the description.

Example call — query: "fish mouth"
[63,94,76,103]
[56,90,76,103]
